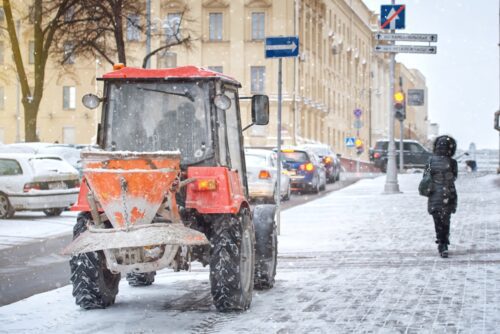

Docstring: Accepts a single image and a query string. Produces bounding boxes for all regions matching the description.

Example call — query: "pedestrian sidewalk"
[275,171,500,333]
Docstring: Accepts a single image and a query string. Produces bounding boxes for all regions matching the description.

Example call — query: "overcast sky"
[365,0,499,149]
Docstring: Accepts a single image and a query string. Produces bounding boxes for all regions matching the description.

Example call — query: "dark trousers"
[432,212,451,245]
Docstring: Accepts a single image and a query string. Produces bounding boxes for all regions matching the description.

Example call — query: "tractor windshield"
[103,81,213,165]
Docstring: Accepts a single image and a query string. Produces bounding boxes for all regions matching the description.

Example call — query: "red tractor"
[63,65,277,311]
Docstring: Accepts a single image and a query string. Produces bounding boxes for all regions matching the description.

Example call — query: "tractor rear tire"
[210,209,255,312]
[69,212,121,309]
[126,272,156,286]
[253,205,278,290]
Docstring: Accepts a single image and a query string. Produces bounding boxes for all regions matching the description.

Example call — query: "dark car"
[277,147,326,194]
[369,139,432,172]
[300,144,341,183]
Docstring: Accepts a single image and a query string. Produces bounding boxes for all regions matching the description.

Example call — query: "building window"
[28,6,34,24]
[251,12,265,40]
[0,41,3,65]
[209,12,223,41]
[63,42,75,64]
[0,87,4,110]
[64,6,75,22]
[0,128,4,144]
[208,66,223,73]
[0,7,4,22]
[29,41,35,64]
[126,14,140,41]
[63,127,75,144]
[157,51,177,68]
[251,66,265,93]
[165,13,181,44]
[63,86,76,110]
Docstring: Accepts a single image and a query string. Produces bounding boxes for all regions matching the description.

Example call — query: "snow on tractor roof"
[101,65,241,86]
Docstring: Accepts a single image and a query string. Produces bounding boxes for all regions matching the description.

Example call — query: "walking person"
[427,135,458,258]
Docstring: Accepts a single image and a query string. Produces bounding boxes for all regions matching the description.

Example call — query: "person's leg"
[433,212,448,257]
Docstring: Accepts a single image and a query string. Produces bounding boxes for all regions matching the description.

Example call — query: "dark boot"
[438,243,448,258]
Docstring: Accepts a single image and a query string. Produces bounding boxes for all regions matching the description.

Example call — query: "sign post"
[265,36,299,234]
[377,3,437,193]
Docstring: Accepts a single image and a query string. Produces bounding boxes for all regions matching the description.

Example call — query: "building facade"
[0,0,430,161]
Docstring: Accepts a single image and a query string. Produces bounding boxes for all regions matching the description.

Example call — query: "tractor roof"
[101,65,241,87]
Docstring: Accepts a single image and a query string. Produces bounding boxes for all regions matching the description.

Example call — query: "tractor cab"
[65,66,277,313]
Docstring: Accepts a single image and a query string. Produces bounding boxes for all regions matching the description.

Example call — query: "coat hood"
[433,135,457,157]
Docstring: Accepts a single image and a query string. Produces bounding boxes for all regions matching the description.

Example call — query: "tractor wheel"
[210,209,255,312]
[253,205,278,290]
[69,212,121,309]
[43,208,64,217]
[126,272,156,286]
[0,193,15,219]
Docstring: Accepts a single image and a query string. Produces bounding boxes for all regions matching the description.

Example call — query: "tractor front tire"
[126,272,156,286]
[210,209,255,312]
[253,205,278,290]
[69,212,121,309]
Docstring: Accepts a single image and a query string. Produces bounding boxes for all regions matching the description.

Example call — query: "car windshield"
[282,151,308,163]
[103,81,213,165]
[245,154,268,167]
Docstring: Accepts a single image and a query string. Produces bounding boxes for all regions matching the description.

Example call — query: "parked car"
[244,148,291,203]
[369,139,432,172]
[278,147,326,194]
[0,142,85,177]
[0,153,80,218]
[300,143,342,183]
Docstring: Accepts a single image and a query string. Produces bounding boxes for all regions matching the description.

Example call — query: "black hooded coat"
[427,136,458,215]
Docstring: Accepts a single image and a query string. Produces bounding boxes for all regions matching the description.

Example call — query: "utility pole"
[384,0,400,193]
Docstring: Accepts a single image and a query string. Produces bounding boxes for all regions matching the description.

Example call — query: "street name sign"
[265,36,299,58]
[374,32,438,42]
[380,5,406,30]
[374,44,437,54]
[345,137,356,147]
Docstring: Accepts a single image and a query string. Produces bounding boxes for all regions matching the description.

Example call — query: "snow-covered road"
[0,172,499,333]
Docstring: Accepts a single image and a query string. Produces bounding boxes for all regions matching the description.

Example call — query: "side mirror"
[82,94,102,109]
[251,95,269,125]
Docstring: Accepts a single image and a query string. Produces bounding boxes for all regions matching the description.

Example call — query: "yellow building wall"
[0,0,428,163]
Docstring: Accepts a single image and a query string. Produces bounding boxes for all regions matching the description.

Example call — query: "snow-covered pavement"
[0,172,499,333]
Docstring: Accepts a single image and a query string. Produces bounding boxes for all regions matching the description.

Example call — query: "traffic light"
[394,91,405,121]
[355,138,364,155]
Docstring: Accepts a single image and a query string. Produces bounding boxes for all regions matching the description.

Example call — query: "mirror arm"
[242,122,254,132]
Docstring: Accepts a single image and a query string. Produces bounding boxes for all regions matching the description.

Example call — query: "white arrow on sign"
[265,41,298,52]
[374,33,438,42]
[374,44,437,54]
[387,8,399,30]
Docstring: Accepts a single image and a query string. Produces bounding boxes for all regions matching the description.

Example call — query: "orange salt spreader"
[62,151,209,258]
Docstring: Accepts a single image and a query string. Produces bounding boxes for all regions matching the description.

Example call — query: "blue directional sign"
[345,137,356,148]
[380,5,406,30]
[265,36,299,58]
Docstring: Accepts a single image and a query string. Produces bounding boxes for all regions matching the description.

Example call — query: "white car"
[244,148,291,203]
[0,142,83,177]
[0,153,80,218]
